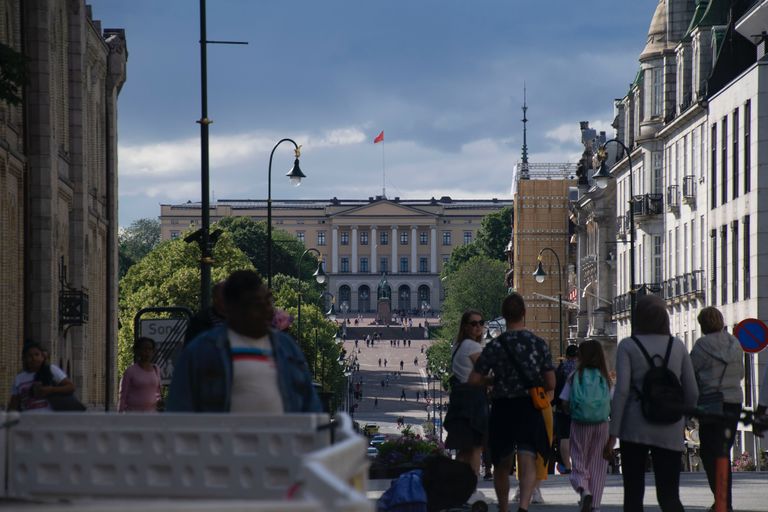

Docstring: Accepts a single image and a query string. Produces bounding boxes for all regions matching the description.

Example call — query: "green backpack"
[570,368,611,424]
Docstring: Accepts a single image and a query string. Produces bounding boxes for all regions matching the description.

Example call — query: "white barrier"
[6,413,334,499]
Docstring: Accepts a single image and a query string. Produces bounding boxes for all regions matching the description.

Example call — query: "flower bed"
[368,426,445,479]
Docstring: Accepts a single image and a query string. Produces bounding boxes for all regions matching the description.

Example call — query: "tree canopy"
[118,218,161,278]
[0,43,25,105]
[476,206,513,260]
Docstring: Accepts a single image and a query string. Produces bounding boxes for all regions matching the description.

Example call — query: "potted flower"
[369,426,445,479]
[732,451,756,472]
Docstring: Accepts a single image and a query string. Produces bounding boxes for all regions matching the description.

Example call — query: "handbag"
[499,335,549,410]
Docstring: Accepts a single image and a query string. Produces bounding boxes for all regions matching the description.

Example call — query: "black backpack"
[631,336,684,425]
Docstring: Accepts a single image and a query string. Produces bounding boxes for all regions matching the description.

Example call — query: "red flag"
[373,130,384,144]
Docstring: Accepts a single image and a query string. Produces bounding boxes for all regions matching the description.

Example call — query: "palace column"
[332,226,339,274]
[351,225,358,273]
[391,226,398,273]
[411,225,418,273]
[371,226,378,274]
[430,226,437,273]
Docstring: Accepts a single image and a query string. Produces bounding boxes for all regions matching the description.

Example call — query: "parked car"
[370,434,387,448]
[367,446,379,459]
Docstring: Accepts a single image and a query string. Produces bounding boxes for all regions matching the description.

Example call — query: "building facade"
[594,0,767,461]
[160,196,513,313]
[0,0,126,406]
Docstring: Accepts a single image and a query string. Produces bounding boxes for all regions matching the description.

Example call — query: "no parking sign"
[733,318,768,353]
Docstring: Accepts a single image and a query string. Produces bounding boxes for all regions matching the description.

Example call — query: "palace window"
[419,257,428,273]
[360,231,369,245]
[442,231,452,246]
[360,257,369,273]
[380,231,389,246]
[341,231,349,245]
[420,232,428,245]
[380,257,388,273]
[399,257,409,273]
[400,232,408,245]
[317,231,326,246]
[297,232,305,243]
[340,257,350,273]
[463,231,472,245]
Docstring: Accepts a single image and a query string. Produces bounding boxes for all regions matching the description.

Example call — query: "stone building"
[0,1,126,406]
[160,196,513,314]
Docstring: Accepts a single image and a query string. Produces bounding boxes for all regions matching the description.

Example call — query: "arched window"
[418,285,430,306]
[398,285,411,313]
[339,285,351,305]
[358,285,371,313]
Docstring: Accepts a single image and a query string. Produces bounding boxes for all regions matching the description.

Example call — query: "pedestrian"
[559,340,612,512]
[400,389,406,401]
[7,341,77,412]
[421,345,425,354]
[384,358,388,368]
[414,357,418,366]
[553,344,580,474]
[408,339,411,348]
[444,309,489,476]
[690,307,744,512]
[416,390,420,402]
[168,270,321,413]
[603,295,698,512]
[355,339,359,348]
[400,360,404,371]
[118,337,162,412]
[374,397,379,409]
[378,357,382,367]
[468,293,555,512]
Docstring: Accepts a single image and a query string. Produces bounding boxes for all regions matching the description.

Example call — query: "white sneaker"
[531,487,545,504]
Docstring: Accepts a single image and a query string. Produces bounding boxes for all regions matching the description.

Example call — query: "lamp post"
[593,138,636,331]
[485,318,504,340]
[267,138,306,289]
[297,248,326,348]
[420,300,431,319]
[532,247,564,357]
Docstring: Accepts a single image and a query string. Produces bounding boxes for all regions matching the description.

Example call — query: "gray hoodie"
[690,331,744,404]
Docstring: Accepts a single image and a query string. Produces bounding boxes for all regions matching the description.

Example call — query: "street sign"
[733,318,768,353]
[139,318,188,383]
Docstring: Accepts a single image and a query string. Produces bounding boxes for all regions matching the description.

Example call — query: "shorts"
[445,418,485,451]
[554,411,571,439]
[488,396,546,466]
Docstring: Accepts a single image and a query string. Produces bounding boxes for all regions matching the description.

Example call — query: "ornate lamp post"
[267,138,306,289]
[593,139,636,330]
[297,248,326,347]
[532,247,564,357]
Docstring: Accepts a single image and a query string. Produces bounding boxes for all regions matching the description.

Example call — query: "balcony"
[682,175,696,203]
[666,185,679,213]
[617,215,626,238]
[613,283,663,319]
[688,270,705,297]
[663,271,706,304]
[631,194,664,218]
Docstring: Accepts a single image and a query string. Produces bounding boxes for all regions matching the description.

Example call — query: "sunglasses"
[467,320,485,327]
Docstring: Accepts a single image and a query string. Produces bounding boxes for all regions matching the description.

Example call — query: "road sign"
[733,318,768,353]
[139,318,188,383]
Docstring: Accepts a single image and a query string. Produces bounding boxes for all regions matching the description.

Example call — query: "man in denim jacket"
[168,270,321,413]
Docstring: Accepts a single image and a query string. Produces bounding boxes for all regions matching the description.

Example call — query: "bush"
[732,451,756,472]
[375,426,444,468]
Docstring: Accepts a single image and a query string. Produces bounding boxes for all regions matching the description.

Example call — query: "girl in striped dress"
[559,340,611,512]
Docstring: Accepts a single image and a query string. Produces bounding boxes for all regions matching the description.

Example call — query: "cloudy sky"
[88,1,655,227]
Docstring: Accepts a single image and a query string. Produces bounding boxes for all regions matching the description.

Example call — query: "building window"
[732,221,738,302]
[400,232,408,245]
[442,231,452,246]
[654,236,663,284]
[653,151,663,194]
[297,231,305,244]
[721,117,728,205]
[171,219,179,225]
[420,231,428,245]
[744,100,751,194]
[340,257,349,273]
[380,231,389,246]
[463,231,472,245]
[380,257,388,273]
[419,257,428,273]
[399,257,409,273]
[317,231,326,246]
[652,67,663,117]
[720,225,727,305]
[170,230,180,239]
[733,109,739,199]
[744,215,751,299]
[691,127,698,177]
[442,255,449,265]
[360,231,368,245]
[360,257,369,273]
[340,231,349,245]
[711,229,717,302]
[711,124,717,208]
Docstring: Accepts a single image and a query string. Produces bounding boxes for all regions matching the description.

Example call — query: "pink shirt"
[118,364,161,412]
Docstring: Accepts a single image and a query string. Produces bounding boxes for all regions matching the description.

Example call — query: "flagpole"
[381,139,386,198]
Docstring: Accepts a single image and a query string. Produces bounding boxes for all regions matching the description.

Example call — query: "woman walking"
[8,341,77,412]
[118,337,162,412]
[604,295,698,512]
[559,340,612,512]
[443,309,489,474]
[690,307,743,512]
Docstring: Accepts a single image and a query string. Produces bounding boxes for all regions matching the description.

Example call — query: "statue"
[376,273,392,324]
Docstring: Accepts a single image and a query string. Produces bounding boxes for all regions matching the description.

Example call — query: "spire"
[520,85,530,179]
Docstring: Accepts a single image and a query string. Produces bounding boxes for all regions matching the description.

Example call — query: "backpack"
[631,336,684,425]
[569,368,611,424]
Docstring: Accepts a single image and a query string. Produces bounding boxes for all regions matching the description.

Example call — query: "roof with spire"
[640,0,669,60]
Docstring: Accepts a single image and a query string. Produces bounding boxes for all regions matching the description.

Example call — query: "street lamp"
[593,139,636,330]
[420,301,431,318]
[297,248,326,348]
[532,247,564,357]
[485,318,504,340]
[267,138,306,289]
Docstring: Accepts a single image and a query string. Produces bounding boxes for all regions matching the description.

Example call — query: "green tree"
[425,339,452,387]
[476,206,513,261]
[216,216,314,280]
[118,218,161,278]
[439,255,508,341]
[117,231,252,374]
[0,42,26,105]
[441,241,482,277]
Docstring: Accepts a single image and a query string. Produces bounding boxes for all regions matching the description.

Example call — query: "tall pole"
[297,248,323,347]
[198,0,211,310]
[538,247,564,357]
[267,138,299,289]
[603,138,636,332]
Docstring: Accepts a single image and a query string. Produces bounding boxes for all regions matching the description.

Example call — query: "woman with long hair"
[118,337,162,412]
[559,340,611,512]
[443,309,489,474]
[7,341,76,412]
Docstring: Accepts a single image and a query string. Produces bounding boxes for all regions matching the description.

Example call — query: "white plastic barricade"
[6,412,332,500]
[298,414,372,511]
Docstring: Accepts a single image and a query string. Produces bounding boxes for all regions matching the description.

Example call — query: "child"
[7,341,76,412]
[559,340,612,512]
[377,455,478,512]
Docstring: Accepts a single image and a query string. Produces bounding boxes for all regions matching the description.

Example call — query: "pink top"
[118,364,161,412]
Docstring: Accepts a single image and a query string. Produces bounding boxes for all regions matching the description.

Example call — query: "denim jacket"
[167,325,322,413]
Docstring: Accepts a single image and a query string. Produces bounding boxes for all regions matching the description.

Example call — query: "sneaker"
[580,493,592,512]
[531,488,545,504]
